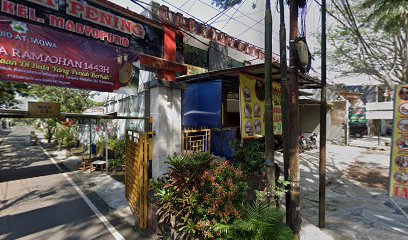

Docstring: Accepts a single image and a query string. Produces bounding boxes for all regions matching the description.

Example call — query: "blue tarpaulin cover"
[182,80,222,128]
[211,129,236,159]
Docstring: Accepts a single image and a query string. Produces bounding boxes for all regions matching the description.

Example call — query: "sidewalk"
[37,129,407,239]
[349,136,391,150]
[275,143,408,240]
[34,130,153,238]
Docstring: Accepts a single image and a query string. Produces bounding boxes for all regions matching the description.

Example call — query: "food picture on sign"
[255,81,265,101]
[393,171,408,184]
[245,121,253,136]
[244,103,252,118]
[395,156,408,168]
[243,87,251,102]
[399,87,408,101]
[399,103,408,115]
[396,137,408,150]
[398,119,408,132]
[254,120,262,135]
[254,103,261,117]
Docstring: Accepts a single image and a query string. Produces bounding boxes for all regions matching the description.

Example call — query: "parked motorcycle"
[299,132,307,152]
[307,133,318,149]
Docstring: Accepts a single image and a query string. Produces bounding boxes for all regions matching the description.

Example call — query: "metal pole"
[278,0,291,223]
[319,0,327,229]
[378,120,381,146]
[346,101,350,145]
[89,120,92,161]
[264,0,276,203]
[105,120,109,173]
[288,0,301,235]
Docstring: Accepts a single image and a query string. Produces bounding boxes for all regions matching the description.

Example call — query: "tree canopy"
[0,80,101,112]
[31,86,100,113]
[327,0,407,88]
[211,0,243,9]
[0,82,33,108]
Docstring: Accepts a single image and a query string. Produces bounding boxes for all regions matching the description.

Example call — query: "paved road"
[0,126,119,240]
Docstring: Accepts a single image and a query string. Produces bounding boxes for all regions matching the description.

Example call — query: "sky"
[88,0,376,103]
[19,0,377,105]
[108,0,374,84]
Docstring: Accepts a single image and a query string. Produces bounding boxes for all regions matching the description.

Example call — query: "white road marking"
[389,197,408,220]
[39,145,125,240]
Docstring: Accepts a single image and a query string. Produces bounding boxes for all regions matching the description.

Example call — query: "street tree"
[0,82,33,108]
[327,0,407,89]
[211,0,242,9]
[31,86,101,142]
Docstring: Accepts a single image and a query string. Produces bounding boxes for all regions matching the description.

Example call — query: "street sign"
[366,102,393,119]
[366,102,393,111]
[28,102,60,118]
[366,111,393,120]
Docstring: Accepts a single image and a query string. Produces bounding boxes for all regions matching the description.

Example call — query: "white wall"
[150,86,182,178]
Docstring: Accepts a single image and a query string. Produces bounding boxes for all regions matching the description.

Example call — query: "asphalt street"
[0,126,120,240]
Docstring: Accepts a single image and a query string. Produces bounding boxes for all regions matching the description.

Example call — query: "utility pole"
[278,0,291,223]
[264,0,276,203]
[319,0,327,229]
[288,0,301,235]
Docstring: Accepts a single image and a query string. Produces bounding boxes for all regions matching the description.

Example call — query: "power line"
[220,0,247,30]
[140,0,268,50]
[186,0,197,12]
[179,0,192,9]
[133,0,282,58]
[129,0,268,62]
[206,6,232,25]
[211,10,264,24]
[195,0,270,37]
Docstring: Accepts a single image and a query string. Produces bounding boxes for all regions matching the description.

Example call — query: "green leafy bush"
[152,152,248,239]
[108,138,126,161]
[215,201,294,240]
[55,124,79,150]
[231,140,265,176]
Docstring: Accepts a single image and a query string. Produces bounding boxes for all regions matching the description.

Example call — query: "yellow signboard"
[28,102,61,118]
[239,74,282,139]
[185,64,208,76]
[389,85,408,199]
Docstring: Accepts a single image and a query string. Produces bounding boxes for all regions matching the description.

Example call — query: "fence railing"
[125,130,153,229]
[181,128,211,155]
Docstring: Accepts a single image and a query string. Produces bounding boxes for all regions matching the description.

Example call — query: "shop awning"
[176,63,322,94]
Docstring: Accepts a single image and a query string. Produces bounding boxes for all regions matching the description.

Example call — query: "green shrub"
[231,140,265,176]
[215,201,294,240]
[55,124,79,150]
[152,152,248,239]
[108,138,126,162]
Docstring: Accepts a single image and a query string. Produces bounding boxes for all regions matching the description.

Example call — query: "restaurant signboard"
[0,0,163,92]
[239,74,282,139]
[389,85,408,199]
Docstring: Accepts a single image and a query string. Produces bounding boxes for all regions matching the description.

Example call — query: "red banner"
[0,15,139,92]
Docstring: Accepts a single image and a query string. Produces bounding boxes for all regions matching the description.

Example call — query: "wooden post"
[105,120,109,173]
[264,0,276,203]
[278,0,291,223]
[288,0,301,235]
[89,120,92,161]
[378,120,381,146]
[319,0,327,229]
